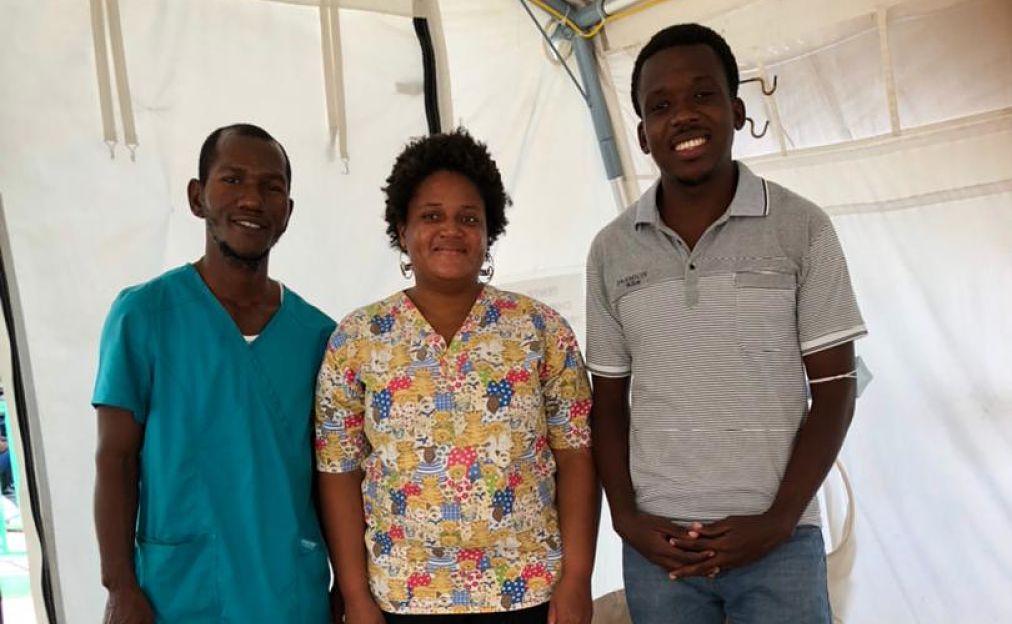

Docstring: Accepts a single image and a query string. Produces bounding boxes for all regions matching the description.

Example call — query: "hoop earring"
[399,251,413,279]
[478,251,495,283]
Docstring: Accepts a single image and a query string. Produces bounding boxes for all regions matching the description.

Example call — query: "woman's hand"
[341,589,386,624]
[547,574,592,624]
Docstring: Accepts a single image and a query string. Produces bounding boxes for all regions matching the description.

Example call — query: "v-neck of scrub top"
[185,263,287,348]
[397,286,488,355]
[243,289,284,342]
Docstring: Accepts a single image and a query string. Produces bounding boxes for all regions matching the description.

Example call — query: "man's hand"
[667,512,795,579]
[614,512,716,572]
[341,590,385,624]
[103,585,155,624]
[329,584,345,623]
[548,574,592,624]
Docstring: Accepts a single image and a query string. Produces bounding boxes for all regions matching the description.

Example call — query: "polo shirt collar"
[727,164,769,217]
[634,162,770,229]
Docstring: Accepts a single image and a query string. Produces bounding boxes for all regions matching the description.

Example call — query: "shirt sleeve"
[585,241,632,378]
[91,291,152,423]
[797,216,868,355]
[538,307,592,450]
[315,318,371,473]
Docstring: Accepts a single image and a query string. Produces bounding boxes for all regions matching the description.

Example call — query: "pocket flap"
[734,271,795,290]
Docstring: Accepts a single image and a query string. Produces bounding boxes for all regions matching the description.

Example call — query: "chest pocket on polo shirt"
[733,270,797,354]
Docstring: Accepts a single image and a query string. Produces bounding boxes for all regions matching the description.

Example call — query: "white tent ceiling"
[1,0,1010,621]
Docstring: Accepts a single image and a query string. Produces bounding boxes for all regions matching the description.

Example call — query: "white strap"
[89,0,138,159]
[106,0,138,159]
[319,0,349,169]
[89,0,117,157]
[877,7,902,136]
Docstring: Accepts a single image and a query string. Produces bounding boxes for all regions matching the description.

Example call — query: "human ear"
[732,97,746,130]
[187,179,205,218]
[397,223,407,252]
[279,198,294,236]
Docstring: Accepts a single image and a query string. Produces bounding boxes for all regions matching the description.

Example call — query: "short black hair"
[630,23,739,118]
[383,128,510,249]
[198,123,292,187]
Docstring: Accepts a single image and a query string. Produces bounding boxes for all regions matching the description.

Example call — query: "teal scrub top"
[93,264,336,623]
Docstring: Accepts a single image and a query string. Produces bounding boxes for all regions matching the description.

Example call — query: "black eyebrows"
[216,165,287,183]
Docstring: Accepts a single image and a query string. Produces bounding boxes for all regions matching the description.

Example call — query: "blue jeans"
[623,525,831,624]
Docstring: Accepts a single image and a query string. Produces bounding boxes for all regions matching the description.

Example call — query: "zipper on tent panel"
[0,195,63,623]
[413,17,441,134]
[414,0,455,132]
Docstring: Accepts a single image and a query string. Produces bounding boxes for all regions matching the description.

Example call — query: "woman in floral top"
[315,129,596,624]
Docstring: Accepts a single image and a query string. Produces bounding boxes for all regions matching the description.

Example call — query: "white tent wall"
[1,0,1010,621]
[824,194,1012,622]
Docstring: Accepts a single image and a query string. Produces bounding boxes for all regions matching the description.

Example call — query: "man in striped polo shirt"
[587,24,866,623]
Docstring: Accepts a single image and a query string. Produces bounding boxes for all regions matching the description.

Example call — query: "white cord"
[809,370,857,385]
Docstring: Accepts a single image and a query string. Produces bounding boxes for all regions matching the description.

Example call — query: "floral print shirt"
[315,286,591,614]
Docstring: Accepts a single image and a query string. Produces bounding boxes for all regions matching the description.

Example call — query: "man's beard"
[212,231,271,271]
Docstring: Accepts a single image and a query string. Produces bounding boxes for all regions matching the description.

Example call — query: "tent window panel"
[760,14,890,152]
[891,0,1012,128]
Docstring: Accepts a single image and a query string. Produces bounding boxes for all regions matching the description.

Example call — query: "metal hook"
[741,74,778,96]
[745,116,770,138]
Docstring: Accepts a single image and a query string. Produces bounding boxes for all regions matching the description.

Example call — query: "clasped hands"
[615,510,796,580]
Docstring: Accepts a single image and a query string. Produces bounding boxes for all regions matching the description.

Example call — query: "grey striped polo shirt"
[586,164,866,526]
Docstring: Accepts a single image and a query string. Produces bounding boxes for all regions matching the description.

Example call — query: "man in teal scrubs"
[93,124,337,623]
